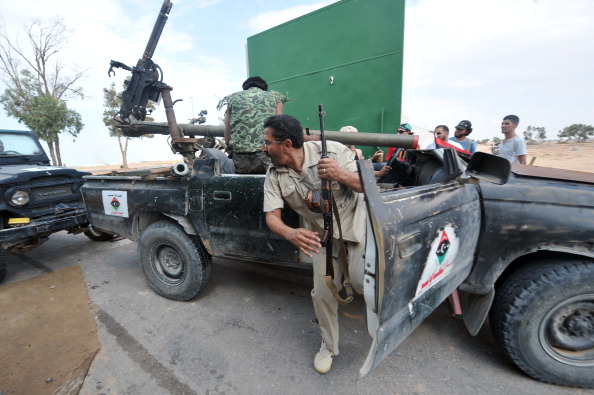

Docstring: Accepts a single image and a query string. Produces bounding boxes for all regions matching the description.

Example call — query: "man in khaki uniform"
[262,114,366,373]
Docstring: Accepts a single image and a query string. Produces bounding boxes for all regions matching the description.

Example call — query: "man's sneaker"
[314,341,334,373]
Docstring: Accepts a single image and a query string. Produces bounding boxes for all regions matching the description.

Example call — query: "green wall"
[247,0,405,156]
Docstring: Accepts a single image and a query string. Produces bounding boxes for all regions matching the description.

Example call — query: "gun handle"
[321,229,331,247]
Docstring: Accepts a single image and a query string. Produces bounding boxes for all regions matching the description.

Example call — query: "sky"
[0,0,593,166]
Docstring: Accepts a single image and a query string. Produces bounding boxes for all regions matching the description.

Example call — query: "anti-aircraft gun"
[107,0,199,166]
[105,0,419,168]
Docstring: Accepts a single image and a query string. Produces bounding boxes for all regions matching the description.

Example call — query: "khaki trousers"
[311,239,365,355]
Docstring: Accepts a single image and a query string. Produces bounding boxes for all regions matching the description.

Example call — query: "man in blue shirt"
[450,120,476,154]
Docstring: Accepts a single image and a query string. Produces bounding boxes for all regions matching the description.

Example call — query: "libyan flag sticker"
[102,190,129,218]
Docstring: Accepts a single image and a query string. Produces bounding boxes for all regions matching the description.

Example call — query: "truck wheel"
[84,225,116,241]
[138,220,212,301]
[490,259,594,389]
[0,248,6,283]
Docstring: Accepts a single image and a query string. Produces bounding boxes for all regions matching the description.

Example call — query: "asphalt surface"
[3,231,592,395]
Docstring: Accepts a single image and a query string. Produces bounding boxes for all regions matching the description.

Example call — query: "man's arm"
[265,210,321,257]
[275,101,283,115]
[224,110,231,145]
[517,154,527,164]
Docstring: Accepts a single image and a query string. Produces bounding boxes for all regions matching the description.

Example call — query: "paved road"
[3,232,591,395]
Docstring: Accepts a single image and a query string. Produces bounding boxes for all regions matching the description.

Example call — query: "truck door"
[201,173,300,265]
[357,157,482,377]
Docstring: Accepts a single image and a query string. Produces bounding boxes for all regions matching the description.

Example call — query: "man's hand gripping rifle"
[107,0,199,166]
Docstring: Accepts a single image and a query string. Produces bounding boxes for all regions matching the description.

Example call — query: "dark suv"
[0,129,110,282]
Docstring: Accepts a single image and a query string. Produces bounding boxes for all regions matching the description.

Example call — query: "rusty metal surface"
[512,164,594,184]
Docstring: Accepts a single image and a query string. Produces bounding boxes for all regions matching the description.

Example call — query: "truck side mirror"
[465,152,510,185]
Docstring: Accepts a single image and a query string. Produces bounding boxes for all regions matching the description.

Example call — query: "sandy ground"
[477,140,594,173]
[76,140,594,174]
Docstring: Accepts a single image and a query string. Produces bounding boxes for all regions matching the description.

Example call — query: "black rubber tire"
[0,248,6,283]
[138,220,211,301]
[490,258,594,389]
[84,225,116,242]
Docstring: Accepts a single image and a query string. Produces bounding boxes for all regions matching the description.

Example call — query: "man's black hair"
[242,76,268,91]
[503,114,520,124]
[264,114,304,148]
[436,124,449,132]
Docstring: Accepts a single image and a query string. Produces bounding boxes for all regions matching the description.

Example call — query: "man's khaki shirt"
[263,141,366,243]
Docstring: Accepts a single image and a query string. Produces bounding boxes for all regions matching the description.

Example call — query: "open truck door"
[357,151,510,377]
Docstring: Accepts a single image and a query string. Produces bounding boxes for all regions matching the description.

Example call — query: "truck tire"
[490,258,594,389]
[84,225,116,242]
[138,220,212,301]
[0,248,6,283]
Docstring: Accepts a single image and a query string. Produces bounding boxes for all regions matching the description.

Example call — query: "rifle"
[107,0,199,166]
[317,104,353,305]
[108,0,173,124]
[318,104,332,250]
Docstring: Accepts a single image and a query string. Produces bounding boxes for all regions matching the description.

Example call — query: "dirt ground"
[76,140,594,174]
[0,266,100,395]
[476,140,594,173]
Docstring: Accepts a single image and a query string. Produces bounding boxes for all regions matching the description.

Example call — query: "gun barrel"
[122,122,418,149]
[143,0,173,60]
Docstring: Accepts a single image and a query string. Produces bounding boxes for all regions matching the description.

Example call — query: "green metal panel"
[247,0,405,157]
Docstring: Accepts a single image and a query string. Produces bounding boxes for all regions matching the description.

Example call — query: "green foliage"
[492,136,501,144]
[557,124,594,143]
[523,126,547,143]
[0,18,86,165]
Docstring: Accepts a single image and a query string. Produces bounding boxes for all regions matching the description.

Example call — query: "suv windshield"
[0,133,43,156]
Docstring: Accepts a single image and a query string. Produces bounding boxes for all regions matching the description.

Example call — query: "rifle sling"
[322,193,354,305]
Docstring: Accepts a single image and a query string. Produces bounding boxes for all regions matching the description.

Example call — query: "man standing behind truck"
[217,76,287,173]
[498,115,527,164]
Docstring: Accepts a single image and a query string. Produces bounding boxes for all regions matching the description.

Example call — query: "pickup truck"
[81,145,594,389]
[0,129,113,283]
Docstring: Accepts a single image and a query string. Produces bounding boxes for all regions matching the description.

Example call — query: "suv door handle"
[213,191,231,201]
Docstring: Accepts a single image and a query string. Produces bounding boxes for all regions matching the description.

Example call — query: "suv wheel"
[0,248,6,283]
[138,220,212,301]
[490,258,594,389]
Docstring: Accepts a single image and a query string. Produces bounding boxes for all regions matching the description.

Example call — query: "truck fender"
[461,288,495,336]
[162,213,199,236]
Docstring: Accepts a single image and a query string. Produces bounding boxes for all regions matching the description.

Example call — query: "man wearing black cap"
[450,120,476,154]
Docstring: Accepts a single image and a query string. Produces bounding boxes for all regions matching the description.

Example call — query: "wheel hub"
[542,294,594,366]
[157,246,183,278]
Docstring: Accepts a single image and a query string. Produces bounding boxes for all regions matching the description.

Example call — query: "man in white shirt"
[498,115,527,164]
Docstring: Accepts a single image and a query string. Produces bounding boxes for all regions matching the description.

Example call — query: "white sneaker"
[314,341,334,373]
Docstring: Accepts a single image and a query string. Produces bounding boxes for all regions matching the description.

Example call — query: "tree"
[492,136,501,144]
[102,82,153,168]
[523,126,547,144]
[557,124,594,143]
[0,18,86,166]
